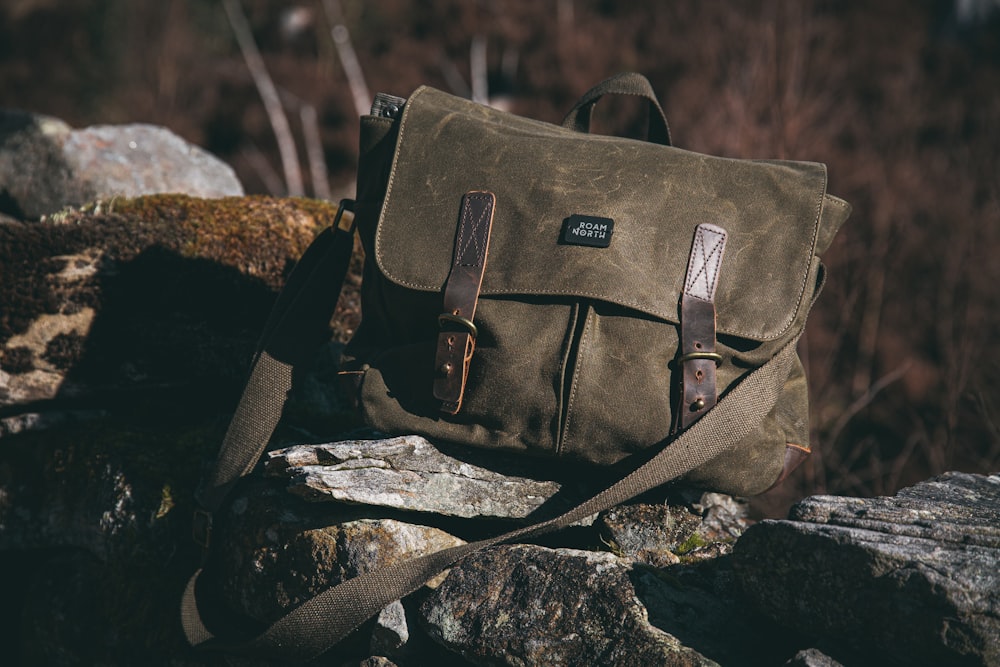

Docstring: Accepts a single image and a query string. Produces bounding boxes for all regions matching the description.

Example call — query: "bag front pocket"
[355,298,577,458]
[558,301,679,466]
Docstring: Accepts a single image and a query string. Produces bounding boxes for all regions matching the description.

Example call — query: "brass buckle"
[676,351,723,366]
[438,313,478,339]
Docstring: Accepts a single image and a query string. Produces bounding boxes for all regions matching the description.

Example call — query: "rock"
[596,503,702,567]
[370,600,409,656]
[0,194,341,422]
[212,483,466,626]
[0,408,107,437]
[16,549,110,666]
[0,110,243,220]
[352,658,400,667]
[419,544,719,666]
[0,416,194,557]
[0,413,233,665]
[734,472,1000,667]
[784,648,844,666]
[596,493,749,567]
[688,491,750,542]
[266,436,564,520]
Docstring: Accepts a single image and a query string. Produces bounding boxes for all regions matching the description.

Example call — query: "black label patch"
[561,214,614,248]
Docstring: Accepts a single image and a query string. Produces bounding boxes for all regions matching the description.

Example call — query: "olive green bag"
[182,73,850,660]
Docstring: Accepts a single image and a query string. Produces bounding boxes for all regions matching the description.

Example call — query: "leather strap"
[765,443,811,492]
[433,191,496,414]
[677,224,727,430]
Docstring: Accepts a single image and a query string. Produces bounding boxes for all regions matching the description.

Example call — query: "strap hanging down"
[677,224,728,430]
[190,199,356,546]
[433,191,496,414]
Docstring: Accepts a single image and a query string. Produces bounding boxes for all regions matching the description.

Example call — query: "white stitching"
[684,225,727,301]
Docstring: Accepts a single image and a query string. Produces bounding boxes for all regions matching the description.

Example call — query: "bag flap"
[374,86,829,342]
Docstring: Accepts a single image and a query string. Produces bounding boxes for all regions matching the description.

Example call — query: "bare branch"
[438,54,472,98]
[239,143,285,196]
[323,0,371,117]
[222,0,304,196]
[300,104,331,200]
[826,361,913,450]
[470,35,488,105]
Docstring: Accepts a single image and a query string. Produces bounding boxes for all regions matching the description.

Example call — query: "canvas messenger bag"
[182,72,851,660]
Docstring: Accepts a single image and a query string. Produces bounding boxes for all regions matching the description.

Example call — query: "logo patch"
[561,214,614,248]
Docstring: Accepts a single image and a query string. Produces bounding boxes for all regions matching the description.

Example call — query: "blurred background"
[1,0,997,516]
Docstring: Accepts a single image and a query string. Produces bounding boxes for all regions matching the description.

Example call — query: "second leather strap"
[677,223,728,430]
[433,191,496,414]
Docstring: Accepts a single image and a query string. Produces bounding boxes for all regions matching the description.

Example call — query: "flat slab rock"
[734,471,1000,667]
[266,436,563,520]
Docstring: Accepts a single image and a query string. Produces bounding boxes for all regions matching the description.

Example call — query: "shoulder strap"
[192,200,357,536]
[181,198,800,661]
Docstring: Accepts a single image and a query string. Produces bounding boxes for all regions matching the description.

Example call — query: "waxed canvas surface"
[342,84,850,496]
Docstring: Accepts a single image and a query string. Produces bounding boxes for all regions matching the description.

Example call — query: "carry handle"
[561,72,672,146]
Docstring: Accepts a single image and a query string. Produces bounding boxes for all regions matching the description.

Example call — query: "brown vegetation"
[1,0,998,515]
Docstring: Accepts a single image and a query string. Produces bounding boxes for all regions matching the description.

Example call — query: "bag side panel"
[682,351,808,496]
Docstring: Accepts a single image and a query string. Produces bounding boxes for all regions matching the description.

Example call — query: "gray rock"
[266,436,564,519]
[419,544,718,666]
[0,411,238,665]
[370,599,409,656]
[596,503,702,566]
[734,472,1000,667]
[784,648,844,667]
[0,110,242,220]
[215,484,466,626]
[352,658,400,667]
[689,491,750,542]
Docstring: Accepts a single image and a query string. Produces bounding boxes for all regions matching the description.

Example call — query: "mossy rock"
[0,194,358,413]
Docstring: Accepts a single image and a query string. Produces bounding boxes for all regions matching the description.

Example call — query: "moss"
[599,534,628,559]
[155,483,174,520]
[2,194,340,343]
[1,194,357,408]
[674,532,710,556]
[108,194,338,290]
